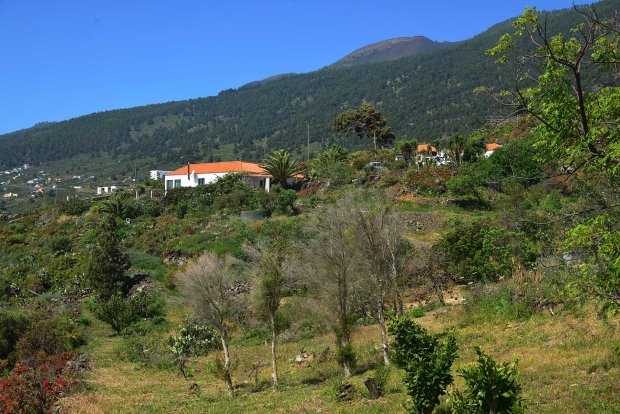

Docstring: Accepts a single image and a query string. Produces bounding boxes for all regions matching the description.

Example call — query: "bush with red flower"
[0,352,77,414]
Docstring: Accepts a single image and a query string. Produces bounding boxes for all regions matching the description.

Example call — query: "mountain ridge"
[332,36,452,67]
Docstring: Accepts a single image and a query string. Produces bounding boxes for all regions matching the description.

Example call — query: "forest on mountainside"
[0,0,617,172]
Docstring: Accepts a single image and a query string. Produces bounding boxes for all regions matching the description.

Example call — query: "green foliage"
[98,197,127,220]
[437,220,536,283]
[450,347,524,414]
[0,302,86,368]
[276,189,297,214]
[448,133,466,166]
[307,145,353,186]
[404,165,453,196]
[119,332,174,369]
[169,322,220,377]
[447,138,543,203]
[47,234,72,255]
[541,189,562,213]
[89,292,165,334]
[58,197,90,216]
[127,251,166,281]
[165,173,262,215]
[0,309,30,365]
[410,307,426,318]
[374,363,392,396]
[260,150,302,188]
[389,315,458,414]
[86,220,130,298]
[486,5,620,175]
[462,133,487,163]
[465,286,534,322]
[335,342,356,371]
[564,211,620,312]
[333,101,395,149]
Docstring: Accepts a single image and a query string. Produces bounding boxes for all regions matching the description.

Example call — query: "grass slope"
[60,294,620,413]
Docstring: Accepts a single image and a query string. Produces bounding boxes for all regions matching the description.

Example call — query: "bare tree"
[246,242,289,391]
[177,252,241,398]
[411,245,453,306]
[353,203,411,365]
[303,198,360,377]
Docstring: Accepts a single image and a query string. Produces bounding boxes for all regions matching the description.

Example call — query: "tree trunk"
[364,377,381,399]
[221,334,234,398]
[377,300,391,366]
[340,334,352,377]
[432,281,446,306]
[270,315,278,391]
[343,357,352,377]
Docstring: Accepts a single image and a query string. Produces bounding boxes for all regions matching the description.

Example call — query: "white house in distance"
[97,186,120,195]
[149,170,171,180]
[164,161,273,192]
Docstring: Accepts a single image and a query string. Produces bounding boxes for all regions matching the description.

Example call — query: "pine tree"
[86,217,130,298]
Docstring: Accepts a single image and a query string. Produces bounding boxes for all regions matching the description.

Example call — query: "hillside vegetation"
[0,3,619,414]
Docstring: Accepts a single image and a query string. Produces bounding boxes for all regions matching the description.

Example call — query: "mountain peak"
[332,36,451,67]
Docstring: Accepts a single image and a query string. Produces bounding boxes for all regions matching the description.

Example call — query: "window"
[198,178,205,185]
[166,180,173,190]
[174,179,181,188]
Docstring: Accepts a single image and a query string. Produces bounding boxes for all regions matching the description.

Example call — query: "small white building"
[150,170,171,180]
[164,161,273,193]
[97,186,120,195]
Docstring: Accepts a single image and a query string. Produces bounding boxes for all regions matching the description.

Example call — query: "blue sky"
[0,0,586,134]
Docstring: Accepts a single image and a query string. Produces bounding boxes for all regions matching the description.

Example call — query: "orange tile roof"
[486,143,503,151]
[165,161,269,177]
[417,144,437,153]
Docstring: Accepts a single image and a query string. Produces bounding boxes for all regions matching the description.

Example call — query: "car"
[364,161,384,171]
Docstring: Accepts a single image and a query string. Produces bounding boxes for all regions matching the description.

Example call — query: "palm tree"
[260,150,302,188]
[98,197,126,219]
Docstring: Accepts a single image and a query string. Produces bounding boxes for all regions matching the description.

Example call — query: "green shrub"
[86,220,130,298]
[89,292,165,333]
[336,343,356,372]
[58,197,90,216]
[389,315,458,414]
[276,189,298,214]
[0,309,30,364]
[0,303,86,368]
[47,234,72,254]
[374,363,392,396]
[169,322,220,377]
[542,189,562,213]
[450,347,524,414]
[437,220,537,283]
[410,307,425,318]
[127,199,162,218]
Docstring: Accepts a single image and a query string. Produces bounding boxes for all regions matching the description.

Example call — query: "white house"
[483,142,504,158]
[164,161,274,193]
[97,186,120,195]
[149,170,171,180]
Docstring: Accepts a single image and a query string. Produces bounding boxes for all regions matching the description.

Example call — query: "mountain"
[332,36,451,68]
[0,0,617,173]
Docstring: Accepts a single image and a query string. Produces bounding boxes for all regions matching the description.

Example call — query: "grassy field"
[60,293,620,414]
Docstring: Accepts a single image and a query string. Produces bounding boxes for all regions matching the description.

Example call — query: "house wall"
[165,172,271,192]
